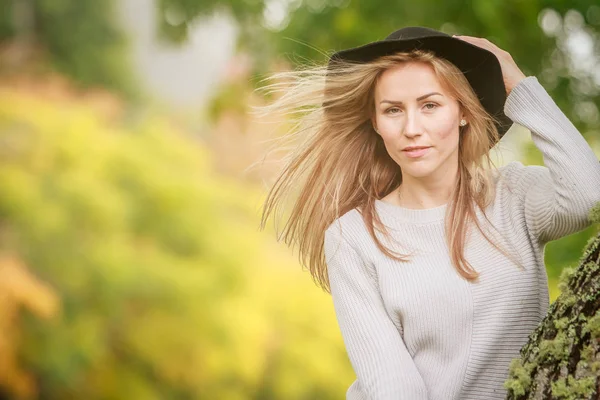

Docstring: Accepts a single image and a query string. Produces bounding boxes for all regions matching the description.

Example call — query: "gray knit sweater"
[324,76,600,400]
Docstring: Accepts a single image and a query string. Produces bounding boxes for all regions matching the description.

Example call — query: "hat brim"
[328,35,513,143]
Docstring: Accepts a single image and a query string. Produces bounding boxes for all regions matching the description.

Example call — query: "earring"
[460,119,467,126]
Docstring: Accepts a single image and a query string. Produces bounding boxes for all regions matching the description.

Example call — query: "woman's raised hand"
[453,35,527,96]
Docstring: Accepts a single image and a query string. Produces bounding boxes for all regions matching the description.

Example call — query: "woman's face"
[372,62,464,181]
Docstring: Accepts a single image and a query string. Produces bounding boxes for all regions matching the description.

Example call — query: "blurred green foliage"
[1,0,598,135]
[0,87,352,399]
[0,0,137,97]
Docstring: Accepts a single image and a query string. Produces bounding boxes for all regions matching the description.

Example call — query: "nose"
[403,109,423,137]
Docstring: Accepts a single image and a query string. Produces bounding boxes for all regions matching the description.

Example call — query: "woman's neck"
[390,166,459,209]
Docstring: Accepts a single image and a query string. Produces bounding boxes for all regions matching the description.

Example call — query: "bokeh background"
[0,1,599,399]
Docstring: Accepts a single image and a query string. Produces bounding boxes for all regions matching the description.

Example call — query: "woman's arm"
[324,224,429,399]
[503,76,600,244]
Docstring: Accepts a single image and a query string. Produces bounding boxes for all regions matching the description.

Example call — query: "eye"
[384,103,438,114]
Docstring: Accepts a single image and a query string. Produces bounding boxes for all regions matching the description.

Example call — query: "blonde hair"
[256,49,522,293]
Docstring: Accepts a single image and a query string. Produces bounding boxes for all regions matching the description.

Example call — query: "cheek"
[374,114,390,131]
[432,114,460,143]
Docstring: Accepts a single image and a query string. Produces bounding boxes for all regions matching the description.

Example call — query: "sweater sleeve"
[502,76,600,244]
[324,225,429,400]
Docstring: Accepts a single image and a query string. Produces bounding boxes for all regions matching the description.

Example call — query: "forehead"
[374,62,448,99]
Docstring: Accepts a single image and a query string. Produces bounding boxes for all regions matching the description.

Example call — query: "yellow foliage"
[0,84,355,399]
[0,255,60,399]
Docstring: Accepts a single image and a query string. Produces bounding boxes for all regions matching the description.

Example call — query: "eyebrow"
[379,92,443,105]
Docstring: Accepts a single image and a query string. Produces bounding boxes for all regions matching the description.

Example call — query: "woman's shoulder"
[325,207,365,242]
[325,205,395,255]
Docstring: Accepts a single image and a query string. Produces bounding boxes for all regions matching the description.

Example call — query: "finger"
[463,37,495,51]
[453,36,484,45]
[454,35,508,60]
[453,35,481,40]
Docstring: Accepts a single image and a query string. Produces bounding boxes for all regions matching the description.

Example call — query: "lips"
[403,146,430,151]
[403,147,431,158]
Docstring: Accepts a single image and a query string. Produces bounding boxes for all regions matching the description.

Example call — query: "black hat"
[328,26,513,144]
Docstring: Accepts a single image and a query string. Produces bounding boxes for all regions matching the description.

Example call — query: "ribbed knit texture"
[324,76,600,400]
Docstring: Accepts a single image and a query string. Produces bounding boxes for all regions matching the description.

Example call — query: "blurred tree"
[1,0,597,129]
[0,83,352,399]
[0,0,136,96]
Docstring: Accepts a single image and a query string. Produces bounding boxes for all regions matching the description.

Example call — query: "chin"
[401,163,439,179]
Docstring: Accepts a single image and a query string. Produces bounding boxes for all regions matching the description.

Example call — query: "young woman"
[259,26,600,399]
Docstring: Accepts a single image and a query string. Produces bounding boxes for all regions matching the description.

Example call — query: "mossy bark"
[505,203,600,400]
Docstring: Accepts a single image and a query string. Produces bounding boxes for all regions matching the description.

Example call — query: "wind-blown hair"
[256,49,522,293]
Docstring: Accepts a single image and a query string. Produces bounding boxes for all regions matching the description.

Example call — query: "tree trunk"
[3,0,35,69]
[505,203,600,399]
